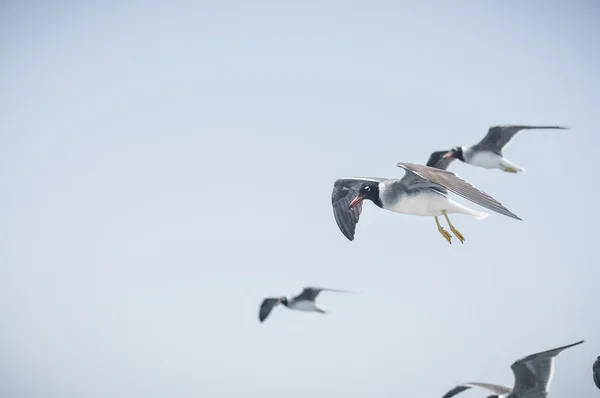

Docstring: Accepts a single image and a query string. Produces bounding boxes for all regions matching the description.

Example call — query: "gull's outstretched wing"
[427,149,456,170]
[293,287,357,302]
[510,340,584,396]
[593,356,600,390]
[258,298,280,322]
[396,162,521,220]
[474,125,569,154]
[331,177,387,241]
[441,382,511,398]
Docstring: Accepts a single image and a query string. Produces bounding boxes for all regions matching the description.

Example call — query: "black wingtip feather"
[441,385,471,398]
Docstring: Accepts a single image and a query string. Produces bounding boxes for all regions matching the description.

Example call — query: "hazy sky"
[1,2,599,398]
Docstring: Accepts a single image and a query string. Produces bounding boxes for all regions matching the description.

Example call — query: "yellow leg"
[503,167,519,173]
[435,216,452,244]
[442,210,465,244]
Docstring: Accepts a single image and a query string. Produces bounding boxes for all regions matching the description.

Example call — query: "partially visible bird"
[593,356,600,390]
[439,124,569,173]
[441,340,584,398]
[331,162,521,244]
[258,286,356,323]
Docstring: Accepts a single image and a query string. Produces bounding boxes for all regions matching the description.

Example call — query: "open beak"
[442,151,454,159]
[349,194,366,209]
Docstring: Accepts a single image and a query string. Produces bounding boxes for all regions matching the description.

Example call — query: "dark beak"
[442,151,454,159]
[349,194,366,209]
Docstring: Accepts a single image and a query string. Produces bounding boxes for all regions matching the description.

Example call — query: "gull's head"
[443,146,465,162]
[349,182,380,209]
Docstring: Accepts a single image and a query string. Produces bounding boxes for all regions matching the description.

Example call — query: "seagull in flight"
[258,286,356,323]
[439,124,569,173]
[331,162,521,244]
[441,340,584,398]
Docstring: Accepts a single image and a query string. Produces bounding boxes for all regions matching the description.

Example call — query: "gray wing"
[593,356,600,390]
[441,382,512,398]
[510,340,584,396]
[396,162,522,220]
[258,298,280,322]
[294,286,356,302]
[427,150,456,170]
[474,125,569,154]
[331,177,387,241]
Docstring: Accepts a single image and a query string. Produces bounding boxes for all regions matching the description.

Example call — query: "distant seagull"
[331,162,521,244]
[441,340,584,398]
[593,356,600,390]
[440,125,569,173]
[258,287,356,323]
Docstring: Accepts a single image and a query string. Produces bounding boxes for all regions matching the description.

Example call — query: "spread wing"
[474,125,569,154]
[293,287,356,302]
[396,162,521,220]
[258,298,280,322]
[427,150,456,170]
[593,356,600,390]
[441,382,511,398]
[510,340,584,396]
[331,177,387,241]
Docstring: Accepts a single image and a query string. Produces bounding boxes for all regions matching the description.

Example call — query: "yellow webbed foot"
[449,226,465,244]
[435,216,452,244]
[439,228,452,244]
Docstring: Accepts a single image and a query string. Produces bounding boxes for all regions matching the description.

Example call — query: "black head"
[279,297,289,307]
[349,181,383,209]
[444,146,465,162]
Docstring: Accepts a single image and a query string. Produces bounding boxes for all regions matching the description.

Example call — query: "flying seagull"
[439,125,569,173]
[331,162,521,244]
[441,340,584,398]
[258,286,356,323]
[593,356,600,390]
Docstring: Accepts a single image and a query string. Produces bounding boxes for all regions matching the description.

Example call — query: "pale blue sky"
[1,2,599,398]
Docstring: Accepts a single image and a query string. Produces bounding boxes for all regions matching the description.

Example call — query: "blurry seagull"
[331,162,521,244]
[258,286,356,323]
[439,125,569,173]
[441,340,584,398]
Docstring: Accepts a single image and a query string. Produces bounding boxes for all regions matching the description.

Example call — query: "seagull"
[440,125,569,173]
[331,162,521,244]
[258,286,356,323]
[441,340,584,398]
[593,356,600,390]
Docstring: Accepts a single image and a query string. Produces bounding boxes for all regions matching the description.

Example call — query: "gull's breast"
[468,150,503,169]
[384,190,449,216]
[290,300,319,312]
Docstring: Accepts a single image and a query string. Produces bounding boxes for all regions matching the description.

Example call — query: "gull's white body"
[289,300,326,313]
[379,186,489,220]
[464,146,525,172]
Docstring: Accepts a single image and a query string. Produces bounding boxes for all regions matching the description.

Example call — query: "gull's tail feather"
[467,208,490,220]
[447,201,490,220]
